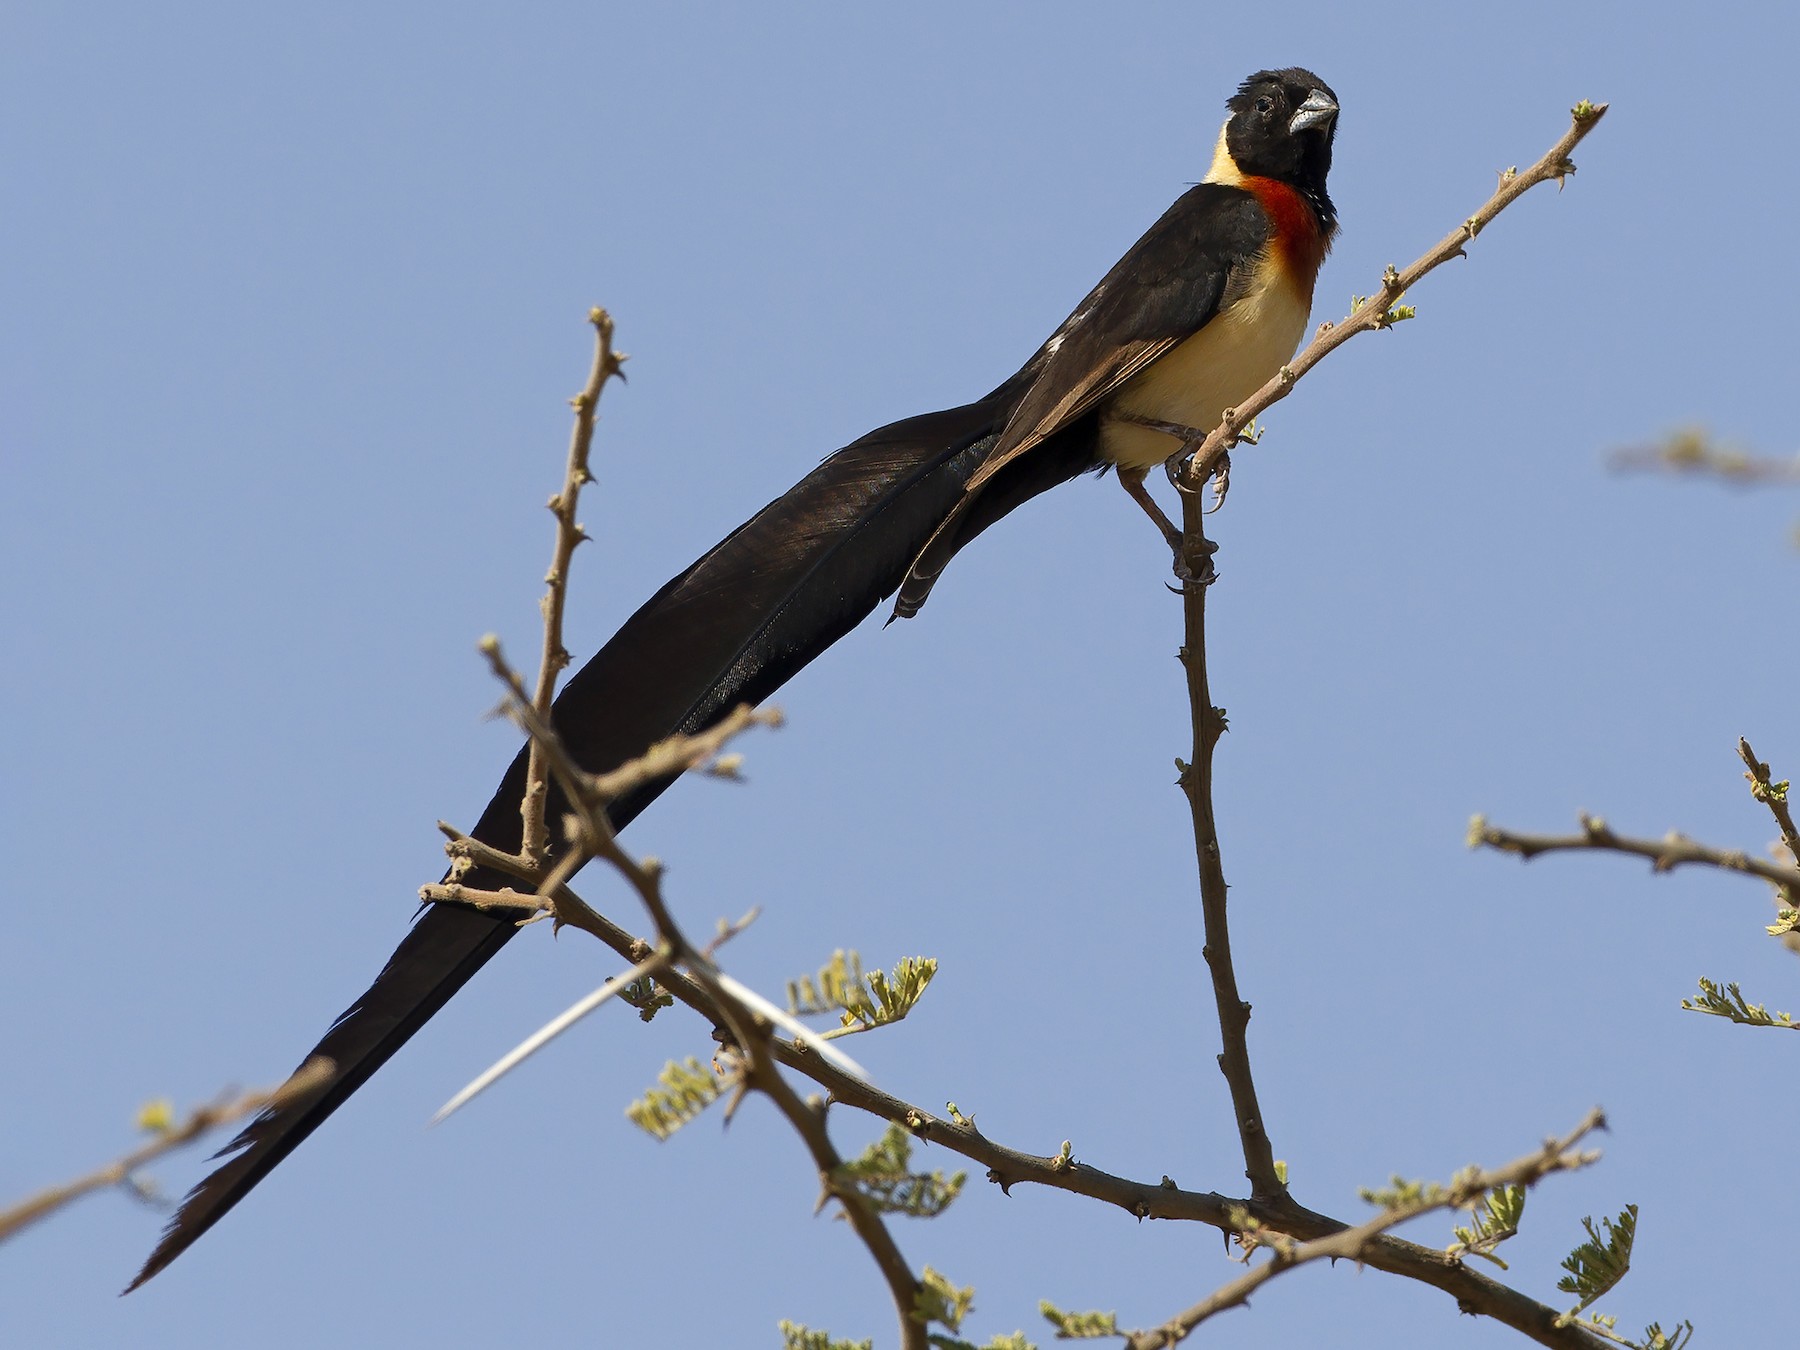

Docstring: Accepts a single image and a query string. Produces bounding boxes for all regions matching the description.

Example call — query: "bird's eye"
[1255,95,1275,115]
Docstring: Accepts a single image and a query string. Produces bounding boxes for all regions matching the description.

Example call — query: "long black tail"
[128,393,1097,1290]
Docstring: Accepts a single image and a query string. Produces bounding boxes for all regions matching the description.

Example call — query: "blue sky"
[5,3,1796,1347]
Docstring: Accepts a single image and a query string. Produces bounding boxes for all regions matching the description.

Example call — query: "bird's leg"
[1113,411,1220,585]
[1117,464,1218,587]
[1117,464,1184,554]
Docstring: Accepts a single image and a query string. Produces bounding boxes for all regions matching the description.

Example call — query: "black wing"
[895,182,1272,615]
[973,182,1273,487]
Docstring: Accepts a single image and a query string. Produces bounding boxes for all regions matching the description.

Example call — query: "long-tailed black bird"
[130,67,1338,1289]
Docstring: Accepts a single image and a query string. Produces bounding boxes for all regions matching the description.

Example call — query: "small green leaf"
[618,975,673,1022]
[1448,1184,1526,1268]
[778,1319,873,1350]
[625,1056,727,1140]
[1556,1204,1637,1315]
[1359,1174,1445,1209]
[136,1098,175,1134]
[787,951,939,1036]
[1039,1300,1119,1339]
[914,1267,976,1334]
[838,1123,967,1218]
[1681,977,1798,1029]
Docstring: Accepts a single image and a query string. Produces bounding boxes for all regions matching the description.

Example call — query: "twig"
[691,958,926,1350]
[1611,428,1800,486]
[430,634,781,934]
[437,313,918,1340]
[1159,101,1608,493]
[1173,503,1280,1198]
[519,308,627,865]
[536,712,920,1343]
[0,1059,334,1247]
[1738,738,1799,874]
[1153,104,1615,1203]
[1125,1110,1608,1349]
[474,867,1601,1348]
[1470,811,1800,894]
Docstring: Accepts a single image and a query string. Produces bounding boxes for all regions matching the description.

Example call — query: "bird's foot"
[1170,536,1220,589]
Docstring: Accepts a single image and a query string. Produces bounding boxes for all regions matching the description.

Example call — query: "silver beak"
[1289,88,1338,134]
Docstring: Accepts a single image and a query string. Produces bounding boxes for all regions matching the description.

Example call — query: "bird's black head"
[1223,67,1338,198]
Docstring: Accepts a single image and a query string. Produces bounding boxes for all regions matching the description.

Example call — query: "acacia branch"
[429,311,922,1346]
[1173,504,1280,1197]
[0,1060,334,1247]
[1160,102,1612,1195]
[692,958,926,1350]
[1126,1110,1607,1349]
[1471,810,1800,894]
[518,308,627,865]
[449,862,1604,1348]
[497,694,922,1343]
[1162,101,1607,491]
[428,635,780,941]
[1739,738,1798,886]
[1610,428,1800,486]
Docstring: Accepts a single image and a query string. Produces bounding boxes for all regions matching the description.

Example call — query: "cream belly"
[1100,255,1311,470]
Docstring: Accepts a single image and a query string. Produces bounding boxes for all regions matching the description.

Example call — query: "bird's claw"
[1173,536,1220,588]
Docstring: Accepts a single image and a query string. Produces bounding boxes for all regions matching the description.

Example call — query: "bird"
[128,66,1338,1290]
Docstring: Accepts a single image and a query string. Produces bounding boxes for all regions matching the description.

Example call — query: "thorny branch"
[464,868,1611,1349]
[426,99,1625,1350]
[687,956,927,1350]
[519,308,627,866]
[1471,811,1800,896]
[1147,91,1611,1238]
[429,313,925,1348]
[1739,738,1799,879]
[1147,102,1610,493]
[1173,502,1279,1198]
[1125,1111,1606,1349]
[0,1060,334,1247]
[473,664,923,1343]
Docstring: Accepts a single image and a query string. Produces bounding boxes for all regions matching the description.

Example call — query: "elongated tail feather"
[129,395,1092,1290]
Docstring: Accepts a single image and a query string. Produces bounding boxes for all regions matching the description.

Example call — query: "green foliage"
[1352,290,1416,327]
[1039,1300,1120,1339]
[787,950,937,1036]
[1358,1175,1447,1209]
[1681,978,1798,1030]
[1556,1205,1637,1317]
[1747,775,1790,806]
[906,1270,1044,1348]
[915,1266,976,1334]
[778,1320,871,1350]
[618,974,673,1022]
[625,1056,727,1140]
[1563,1314,1693,1350]
[838,1123,967,1218]
[1766,909,1800,937]
[1447,1184,1525,1269]
[135,1098,175,1134]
